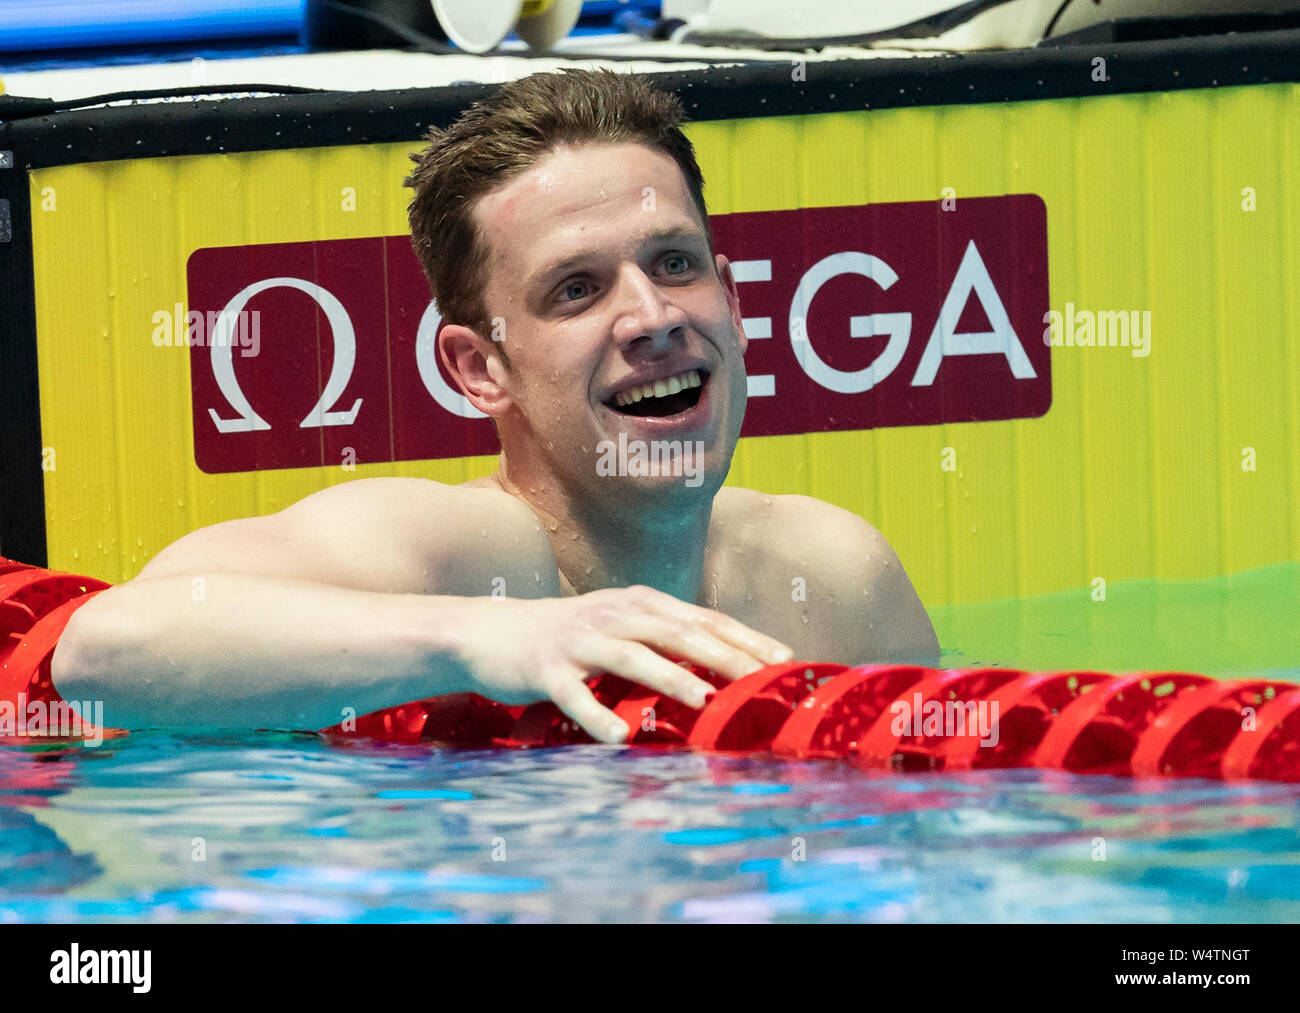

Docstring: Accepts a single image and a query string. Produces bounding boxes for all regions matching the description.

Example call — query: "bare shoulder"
[278,475,535,532]
[138,477,559,596]
[711,488,938,663]
[284,476,559,595]
[713,488,887,556]
[713,489,902,592]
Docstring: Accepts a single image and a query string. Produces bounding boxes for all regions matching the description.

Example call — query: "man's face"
[468,141,748,499]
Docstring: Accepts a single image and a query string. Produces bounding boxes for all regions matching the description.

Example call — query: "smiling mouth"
[605,369,709,418]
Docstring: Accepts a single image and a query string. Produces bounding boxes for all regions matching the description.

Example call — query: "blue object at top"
[0,1,304,53]
[0,1,662,55]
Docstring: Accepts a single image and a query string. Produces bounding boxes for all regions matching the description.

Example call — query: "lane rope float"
[3,557,1296,781]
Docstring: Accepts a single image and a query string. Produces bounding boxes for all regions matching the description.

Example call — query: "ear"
[438,322,514,418]
[715,253,748,354]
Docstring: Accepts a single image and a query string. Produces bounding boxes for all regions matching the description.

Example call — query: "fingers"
[543,668,630,744]
[569,636,716,708]
[682,611,794,672]
[525,588,798,742]
[622,586,794,677]
[579,610,777,684]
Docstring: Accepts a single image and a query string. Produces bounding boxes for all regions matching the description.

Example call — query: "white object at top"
[671,0,974,38]
[432,0,584,54]
[431,0,522,54]
[669,0,1300,48]
[516,0,584,51]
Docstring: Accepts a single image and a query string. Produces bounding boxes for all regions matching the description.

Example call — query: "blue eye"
[662,253,691,275]
[559,280,591,302]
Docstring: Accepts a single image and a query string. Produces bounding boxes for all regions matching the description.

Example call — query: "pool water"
[2,564,1297,923]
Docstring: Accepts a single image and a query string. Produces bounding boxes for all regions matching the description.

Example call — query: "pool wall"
[2,33,1298,607]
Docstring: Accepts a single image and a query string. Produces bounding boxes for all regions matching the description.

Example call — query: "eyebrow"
[529,226,709,288]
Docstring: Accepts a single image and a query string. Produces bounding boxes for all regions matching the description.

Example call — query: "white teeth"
[612,369,704,407]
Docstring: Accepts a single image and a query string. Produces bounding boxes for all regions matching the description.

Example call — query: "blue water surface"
[3,732,1298,923]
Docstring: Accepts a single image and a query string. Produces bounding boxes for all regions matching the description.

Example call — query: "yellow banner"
[30,83,1300,604]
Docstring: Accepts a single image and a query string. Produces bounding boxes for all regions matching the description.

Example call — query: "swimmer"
[52,69,938,743]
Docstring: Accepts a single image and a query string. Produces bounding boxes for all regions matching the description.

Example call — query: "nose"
[610,264,688,353]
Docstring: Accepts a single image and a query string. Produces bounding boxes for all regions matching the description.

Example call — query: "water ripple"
[2,732,1299,922]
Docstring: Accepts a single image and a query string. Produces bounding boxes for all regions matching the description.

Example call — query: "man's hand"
[446,586,794,744]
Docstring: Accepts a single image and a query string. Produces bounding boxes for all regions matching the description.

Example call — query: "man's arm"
[51,479,792,738]
[53,571,475,730]
[50,479,521,730]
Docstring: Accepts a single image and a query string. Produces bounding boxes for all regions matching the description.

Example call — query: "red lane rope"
[1031,672,1213,775]
[687,661,848,751]
[1222,688,1300,781]
[770,664,929,758]
[4,557,1298,781]
[0,560,117,743]
[938,669,1113,771]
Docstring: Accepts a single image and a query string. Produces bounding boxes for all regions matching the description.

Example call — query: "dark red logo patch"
[186,195,1049,474]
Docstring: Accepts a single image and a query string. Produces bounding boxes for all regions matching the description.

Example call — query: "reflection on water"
[2,735,1299,923]
[1,563,1296,923]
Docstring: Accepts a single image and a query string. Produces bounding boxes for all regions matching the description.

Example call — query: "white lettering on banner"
[911,240,1035,386]
[729,258,775,399]
[415,300,488,419]
[789,251,912,395]
[207,277,363,434]
[198,240,1036,437]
